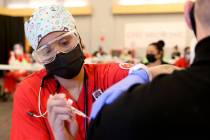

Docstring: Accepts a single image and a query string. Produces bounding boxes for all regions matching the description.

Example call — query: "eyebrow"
[37,32,67,50]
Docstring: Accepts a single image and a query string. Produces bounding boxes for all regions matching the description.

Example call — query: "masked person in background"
[1,43,30,101]
[175,46,191,68]
[171,45,181,60]
[10,5,177,140]
[88,0,210,139]
[145,40,168,67]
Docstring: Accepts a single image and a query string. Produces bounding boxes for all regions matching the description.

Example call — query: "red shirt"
[11,63,128,140]
[175,57,189,68]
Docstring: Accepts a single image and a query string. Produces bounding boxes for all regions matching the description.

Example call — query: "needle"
[67,99,90,119]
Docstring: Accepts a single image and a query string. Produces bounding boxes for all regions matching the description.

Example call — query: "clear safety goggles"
[32,31,80,64]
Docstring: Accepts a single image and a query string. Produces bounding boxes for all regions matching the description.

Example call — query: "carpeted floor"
[0,98,13,140]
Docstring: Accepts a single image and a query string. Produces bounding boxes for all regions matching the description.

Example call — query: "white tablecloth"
[0,64,43,71]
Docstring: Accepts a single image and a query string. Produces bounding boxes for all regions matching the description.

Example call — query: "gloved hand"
[90,68,150,119]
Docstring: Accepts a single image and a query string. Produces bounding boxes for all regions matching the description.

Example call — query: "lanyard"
[84,71,88,140]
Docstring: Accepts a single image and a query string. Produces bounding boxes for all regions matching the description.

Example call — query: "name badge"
[92,89,103,101]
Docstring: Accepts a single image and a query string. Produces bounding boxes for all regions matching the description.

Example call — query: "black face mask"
[190,4,196,36]
[146,54,157,63]
[45,44,85,79]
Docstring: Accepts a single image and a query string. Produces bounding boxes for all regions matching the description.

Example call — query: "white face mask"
[14,44,23,55]
[185,53,191,62]
[14,49,23,55]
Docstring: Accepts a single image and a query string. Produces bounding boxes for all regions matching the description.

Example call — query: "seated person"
[3,43,31,95]
[144,40,168,67]
[92,46,107,57]
[171,45,181,59]
[175,46,191,68]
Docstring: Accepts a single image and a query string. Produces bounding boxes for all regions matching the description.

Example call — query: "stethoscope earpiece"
[27,111,44,118]
[27,111,34,117]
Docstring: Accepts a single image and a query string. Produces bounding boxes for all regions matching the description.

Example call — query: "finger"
[67,107,76,117]
[49,94,66,100]
[47,94,67,110]
[165,65,180,73]
[67,111,76,122]
[66,116,78,137]
[174,66,183,70]
[53,114,71,130]
[47,98,67,112]
[50,106,73,123]
[67,99,73,106]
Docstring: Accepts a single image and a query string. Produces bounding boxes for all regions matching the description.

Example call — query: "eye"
[42,47,52,55]
[59,38,70,47]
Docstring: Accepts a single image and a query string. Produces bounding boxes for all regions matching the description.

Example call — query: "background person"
[1,43,31,101]
[171,45,181,59]
[175,46,191,68]
[88,0,210,139]
[145,40,168,67]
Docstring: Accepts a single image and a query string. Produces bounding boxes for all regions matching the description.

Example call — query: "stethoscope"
[27,74,59,118]
[27,73,89,139]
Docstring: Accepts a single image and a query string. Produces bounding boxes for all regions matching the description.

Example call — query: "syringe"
[67,99,90,119]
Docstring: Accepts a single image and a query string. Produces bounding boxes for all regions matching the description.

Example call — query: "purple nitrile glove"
[90,68,150,119]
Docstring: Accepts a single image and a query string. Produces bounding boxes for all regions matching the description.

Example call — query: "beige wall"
[0,0,5,6]
[74,16,91,51]
[74,0,116,54]
[4,0,195,58]
[76,0,194,58]
[113,14,194,58]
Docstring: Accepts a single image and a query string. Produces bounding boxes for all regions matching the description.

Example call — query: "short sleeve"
[10,81,51,140]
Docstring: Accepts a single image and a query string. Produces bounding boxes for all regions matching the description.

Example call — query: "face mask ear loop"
[74,26,83,48]
[78,35,86,59]
[75,26,86,59]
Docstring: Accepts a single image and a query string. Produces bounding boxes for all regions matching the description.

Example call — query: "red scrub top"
[4,53,31,94]
[10,63,129,140]
[175,57,190,68]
